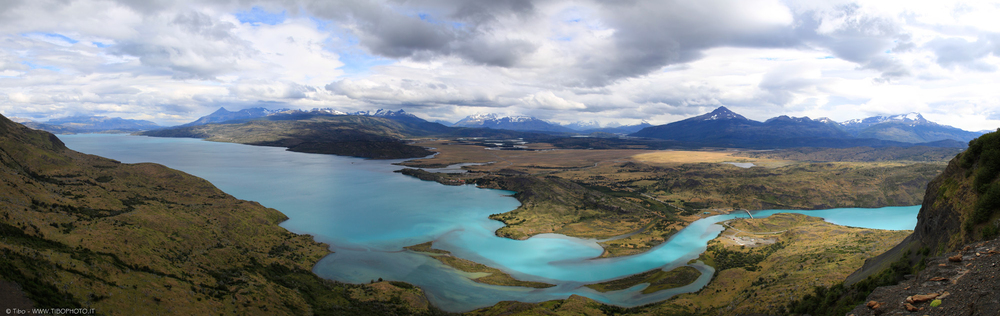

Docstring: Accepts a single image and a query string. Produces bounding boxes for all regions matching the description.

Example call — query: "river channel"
[61,134,919,312]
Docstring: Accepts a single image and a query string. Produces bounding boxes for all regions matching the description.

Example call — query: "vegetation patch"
[585,266,701,294]
[667,213,909,315]
[404,242,555,288]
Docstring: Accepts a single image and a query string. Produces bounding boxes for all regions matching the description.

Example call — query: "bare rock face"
[848,238,1000,316]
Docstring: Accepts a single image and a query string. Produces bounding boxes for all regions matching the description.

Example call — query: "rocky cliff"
[841,130,1000,314]
[848,130,1000,285]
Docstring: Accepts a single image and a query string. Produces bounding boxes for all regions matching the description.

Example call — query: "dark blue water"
[61,134,919,312]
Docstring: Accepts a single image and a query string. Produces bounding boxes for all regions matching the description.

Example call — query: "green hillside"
[0,114,439,315]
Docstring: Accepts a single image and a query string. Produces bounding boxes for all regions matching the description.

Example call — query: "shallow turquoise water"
[61,134,920,312]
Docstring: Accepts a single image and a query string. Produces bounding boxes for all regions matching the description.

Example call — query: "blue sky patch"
[338,50,394,77]
[235,6,286,26]
[23,33,78,46]
[21,61,60,72]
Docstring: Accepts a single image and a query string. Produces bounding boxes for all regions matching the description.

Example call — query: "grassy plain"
[633,150,792,168]
[404,242,554,288]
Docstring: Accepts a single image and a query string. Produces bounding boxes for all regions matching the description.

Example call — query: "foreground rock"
[849,238,1000,315]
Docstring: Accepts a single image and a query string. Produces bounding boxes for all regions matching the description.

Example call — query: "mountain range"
[630,106,982,147]
[839,112,982,143]
[18,115,160,134]
[447,113,653,134]
[452,113,575,133]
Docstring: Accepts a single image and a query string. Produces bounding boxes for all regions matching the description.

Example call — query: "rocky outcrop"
[848,239,1000,315]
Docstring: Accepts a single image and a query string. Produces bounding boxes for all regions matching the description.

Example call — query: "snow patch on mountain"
[842,112,931,127]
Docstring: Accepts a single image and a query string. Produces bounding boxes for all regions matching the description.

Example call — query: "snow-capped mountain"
[564,120,602,131]
[692,106,750,121]
[632,106,858,146]
[182,107,290,126]
[349,109,418,118]
[816,117,837,124]
[311,108,347,115]
[453,113,573,133]
[183,107,428,127]
[841,113,930,128]
[840,113,982,143]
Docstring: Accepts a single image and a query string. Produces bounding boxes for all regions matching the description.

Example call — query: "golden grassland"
[632,150,793,168]
[404,242,554,288]
[556,160,944,211]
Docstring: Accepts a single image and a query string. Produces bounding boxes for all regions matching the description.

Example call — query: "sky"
[0,0,999,131]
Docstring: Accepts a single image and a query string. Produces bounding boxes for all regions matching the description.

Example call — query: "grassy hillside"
[783,130,1000,315]
[847,129,1000,282]
[670,213,909,315]
[0,114,439,315]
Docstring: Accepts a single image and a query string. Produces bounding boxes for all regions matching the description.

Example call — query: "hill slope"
[786,130,1000,315]
[180,107,288,126]
[0,114,435,315]
[141,115,436,159]
[851,129,1000,277]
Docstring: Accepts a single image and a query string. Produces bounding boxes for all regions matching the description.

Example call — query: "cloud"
[518,91,585,110]
[0,0,999,131]
[925,35,999,72]
[111,11,254,79]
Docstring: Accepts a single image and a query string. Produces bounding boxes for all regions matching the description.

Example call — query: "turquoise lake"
[60,134,920,312]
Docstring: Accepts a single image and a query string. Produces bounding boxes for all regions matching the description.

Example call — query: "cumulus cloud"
[0,0,998,130]
[925,35,999,72]
[519,91,585,110]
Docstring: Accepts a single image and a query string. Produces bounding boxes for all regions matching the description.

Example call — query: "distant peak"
[692,106,748,121]
[711,106,733,114]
